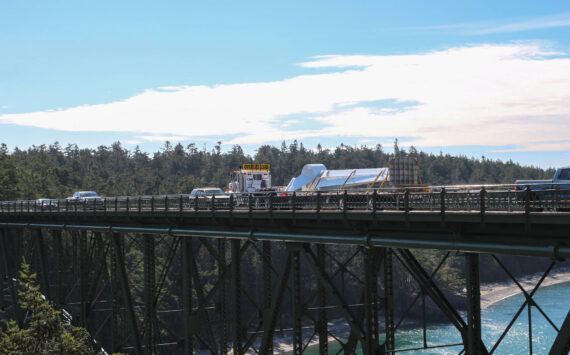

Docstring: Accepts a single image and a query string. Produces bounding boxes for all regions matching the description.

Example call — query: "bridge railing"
[1,184,569,215]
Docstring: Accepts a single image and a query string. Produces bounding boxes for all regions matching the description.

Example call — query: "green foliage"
[0,260,98,354]
[0,140,554,200]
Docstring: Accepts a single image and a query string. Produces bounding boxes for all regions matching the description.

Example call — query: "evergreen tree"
[0,260,98,354]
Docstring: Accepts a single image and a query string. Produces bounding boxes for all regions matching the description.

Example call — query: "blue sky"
[1,1,569,169]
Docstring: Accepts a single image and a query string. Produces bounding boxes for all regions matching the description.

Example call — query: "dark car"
[35,198,58,210]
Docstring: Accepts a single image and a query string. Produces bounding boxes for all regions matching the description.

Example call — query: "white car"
[189,187,230,208]
[189,188,227,199]
[66,191,104,206]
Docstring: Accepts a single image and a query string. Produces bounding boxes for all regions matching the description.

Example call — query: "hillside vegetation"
[0,140,553,201]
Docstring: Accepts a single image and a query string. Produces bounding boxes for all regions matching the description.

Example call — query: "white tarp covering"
[285,164,389,191]
[285,164,327,191]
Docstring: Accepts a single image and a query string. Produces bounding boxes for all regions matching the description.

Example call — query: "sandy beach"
[480,267,570,309]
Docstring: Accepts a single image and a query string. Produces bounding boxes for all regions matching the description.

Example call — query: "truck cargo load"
[285,157,425,192]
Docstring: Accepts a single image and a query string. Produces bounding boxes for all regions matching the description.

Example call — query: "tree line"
[0,140,554,201]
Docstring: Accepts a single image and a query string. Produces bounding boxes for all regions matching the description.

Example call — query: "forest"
[0,139,554,201]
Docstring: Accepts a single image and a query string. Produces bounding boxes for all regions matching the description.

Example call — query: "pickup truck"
[515,167,570,191]
[514,167,570,210]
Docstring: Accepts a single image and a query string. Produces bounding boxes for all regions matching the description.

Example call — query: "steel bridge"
[1,185,569,354]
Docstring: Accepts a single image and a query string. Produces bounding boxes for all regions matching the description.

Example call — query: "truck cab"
[228,164,272,194]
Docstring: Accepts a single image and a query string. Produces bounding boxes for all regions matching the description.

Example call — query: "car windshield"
[80,192,98,197]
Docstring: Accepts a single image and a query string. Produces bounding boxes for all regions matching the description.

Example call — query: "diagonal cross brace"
[395,248,489,354]
[259,248,292,354]
[549,309,570,355]
[300,243,369,353]
[109,232,142,355]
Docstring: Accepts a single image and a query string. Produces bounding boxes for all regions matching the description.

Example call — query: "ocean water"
[290,282,569,354]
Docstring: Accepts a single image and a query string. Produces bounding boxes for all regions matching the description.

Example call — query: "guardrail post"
[525,185,531,214]
[437,188,446,229]
[150,196,154,216]
[292,192,296,212]
[480,187,486,215]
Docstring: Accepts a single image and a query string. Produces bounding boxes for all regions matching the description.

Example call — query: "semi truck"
[228,163,275,194]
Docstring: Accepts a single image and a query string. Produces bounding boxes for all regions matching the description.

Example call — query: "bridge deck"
[1,188,569,259]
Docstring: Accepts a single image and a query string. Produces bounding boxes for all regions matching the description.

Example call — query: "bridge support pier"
[317,244,328,355]
[182,236,194,355]
[218,238,228,355]
[384,248,395,352]
[231,238,242,355]
[465,253,483,355]
[143,234,157,355]
[262,240,273,355]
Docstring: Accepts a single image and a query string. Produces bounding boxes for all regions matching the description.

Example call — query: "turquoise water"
[290,282,569,354]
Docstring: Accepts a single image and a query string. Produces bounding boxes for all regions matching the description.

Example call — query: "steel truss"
[0,226,569,354]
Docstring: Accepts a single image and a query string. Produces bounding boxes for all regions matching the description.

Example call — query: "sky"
[1,1,569,169]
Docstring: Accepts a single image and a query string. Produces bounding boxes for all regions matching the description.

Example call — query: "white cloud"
[1,43,569,152]
[493,141,570,153]
[410,12,570,35]
[136,135,192,142]
[124,139,143,145]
